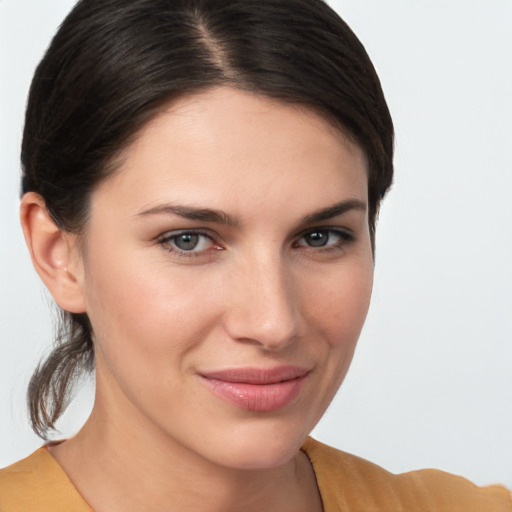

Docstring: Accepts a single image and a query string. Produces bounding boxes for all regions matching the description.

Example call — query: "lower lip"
[200,374,308,412]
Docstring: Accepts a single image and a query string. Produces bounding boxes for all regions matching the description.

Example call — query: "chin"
[197,420,311,471]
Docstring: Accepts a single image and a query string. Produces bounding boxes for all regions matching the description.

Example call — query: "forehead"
[95,87,368,218]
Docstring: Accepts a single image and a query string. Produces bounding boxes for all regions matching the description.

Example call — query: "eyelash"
[293,227,354,252]
[157,227,355,258]
[157,230,217,257]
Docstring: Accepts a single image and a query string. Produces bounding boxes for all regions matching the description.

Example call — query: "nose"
[222,253,302,351]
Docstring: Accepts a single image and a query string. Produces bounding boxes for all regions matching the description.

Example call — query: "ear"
[20,192,87,314]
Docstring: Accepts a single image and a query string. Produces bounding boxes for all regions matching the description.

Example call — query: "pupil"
[307,231,327,247]
[175,233,199,250]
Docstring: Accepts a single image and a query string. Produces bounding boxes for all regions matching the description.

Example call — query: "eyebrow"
[301,199,367,224]
[136,204,238,226]
[136,199,366,226]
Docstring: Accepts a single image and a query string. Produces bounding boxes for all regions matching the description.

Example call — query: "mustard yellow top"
[1,437,511,511]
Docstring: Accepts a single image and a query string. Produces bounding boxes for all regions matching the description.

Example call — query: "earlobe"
[20,192,87,314]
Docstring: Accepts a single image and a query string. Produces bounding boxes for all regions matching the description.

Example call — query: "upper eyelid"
[294,225,353,239]
[156,229,216,248]
[157,228,215,241]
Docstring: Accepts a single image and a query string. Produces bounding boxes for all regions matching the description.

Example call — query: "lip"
[199,366,310,412]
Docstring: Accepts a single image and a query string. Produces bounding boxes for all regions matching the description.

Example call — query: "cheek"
[81,247,216,375]
[296,258,373,427]
[304,259,373,348]
[82,254,219,420]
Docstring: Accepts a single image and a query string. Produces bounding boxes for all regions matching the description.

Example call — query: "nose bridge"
[225,249,300,350]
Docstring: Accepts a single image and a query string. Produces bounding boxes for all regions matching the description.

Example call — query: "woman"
[1,0,510,510]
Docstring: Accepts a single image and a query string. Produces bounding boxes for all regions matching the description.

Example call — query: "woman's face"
[77,87,373,469]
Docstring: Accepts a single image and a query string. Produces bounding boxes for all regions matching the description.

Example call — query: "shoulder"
[302,437,512,512]
[0,448,91,512]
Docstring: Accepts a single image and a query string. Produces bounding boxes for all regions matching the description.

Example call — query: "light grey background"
[1,0,511,488]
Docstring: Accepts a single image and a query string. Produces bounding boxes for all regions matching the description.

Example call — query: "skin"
[21,87,374,512]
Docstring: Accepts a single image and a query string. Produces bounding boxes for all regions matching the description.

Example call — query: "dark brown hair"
[22,0,394,438]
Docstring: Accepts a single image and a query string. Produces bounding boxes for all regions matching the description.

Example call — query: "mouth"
[198,366,310,412]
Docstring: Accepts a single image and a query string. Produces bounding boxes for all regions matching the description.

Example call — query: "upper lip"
[199,366,310,384]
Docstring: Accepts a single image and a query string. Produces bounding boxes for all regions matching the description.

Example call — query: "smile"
[199,366,310,412]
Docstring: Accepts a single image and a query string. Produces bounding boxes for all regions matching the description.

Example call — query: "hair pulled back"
[22,0,394,438]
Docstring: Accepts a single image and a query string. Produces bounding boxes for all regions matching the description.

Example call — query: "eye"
[158,230,216,254]
[294,228,353,249]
